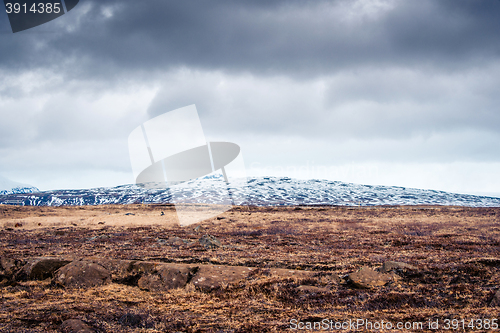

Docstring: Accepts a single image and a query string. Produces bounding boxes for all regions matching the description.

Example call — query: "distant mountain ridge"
[0,175,39,196]
[0,176,499,207]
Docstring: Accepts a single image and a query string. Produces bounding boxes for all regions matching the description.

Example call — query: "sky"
[0,0,499,197]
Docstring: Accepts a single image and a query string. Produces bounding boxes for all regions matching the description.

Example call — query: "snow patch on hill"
[0,176,499,207]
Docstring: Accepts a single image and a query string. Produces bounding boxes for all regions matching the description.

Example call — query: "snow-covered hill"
[0,176,499,207]
[0,175,39,196]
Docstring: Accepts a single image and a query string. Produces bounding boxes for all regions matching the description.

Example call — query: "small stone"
[60,319,94,333]
[347,266,394,289]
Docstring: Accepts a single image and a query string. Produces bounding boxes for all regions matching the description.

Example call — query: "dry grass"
[0,205,499,332]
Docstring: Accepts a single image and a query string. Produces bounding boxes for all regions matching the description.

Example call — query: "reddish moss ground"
[1,205,499,332]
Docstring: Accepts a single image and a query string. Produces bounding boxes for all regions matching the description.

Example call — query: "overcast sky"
[0,0,499,196]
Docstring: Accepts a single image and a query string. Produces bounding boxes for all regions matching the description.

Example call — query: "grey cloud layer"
[1,0,500,77]
[0,0,499,191]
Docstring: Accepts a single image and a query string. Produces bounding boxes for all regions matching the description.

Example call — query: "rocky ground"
[0,205,499,332]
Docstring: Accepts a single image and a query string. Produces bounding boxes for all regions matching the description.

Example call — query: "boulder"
[190,265,255,291]
[137,264,195,291]
[347,266,394,288]
[54,261,111,288]
[379,261,417,273]
[15,257,71,281]
[60,319,94,333]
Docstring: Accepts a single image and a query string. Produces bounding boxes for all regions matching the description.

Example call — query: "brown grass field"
[0,204,499,332]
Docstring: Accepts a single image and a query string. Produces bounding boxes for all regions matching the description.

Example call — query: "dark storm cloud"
[1,0,500,78]
[1,0,500,192]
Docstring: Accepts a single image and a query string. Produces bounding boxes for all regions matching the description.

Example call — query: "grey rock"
[199,234,221,249]
[16,257,71,281]
[190,265,318,292]
[347,266,395,289]
[61,319,94,333]
[54,261,111,288]
[190,264,255,291]
[137,264,195,291]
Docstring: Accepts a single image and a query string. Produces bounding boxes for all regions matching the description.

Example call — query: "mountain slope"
[1,177,499,207]
[0,175,39,195]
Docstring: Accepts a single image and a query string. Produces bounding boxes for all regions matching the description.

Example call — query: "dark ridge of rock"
[137,264,195,291]
[379,261,417,273]
[347,266,395,289]
[87,259,197,290]
[54,261,111,288]
[191,265,319,292]
[15,257,71,281]
[60,319,94,333]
